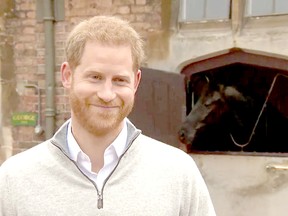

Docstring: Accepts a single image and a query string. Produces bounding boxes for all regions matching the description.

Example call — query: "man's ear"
[134,69,141,91]
[61,62,72,88]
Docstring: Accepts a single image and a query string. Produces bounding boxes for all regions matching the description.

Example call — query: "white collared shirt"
[67,119,128,191]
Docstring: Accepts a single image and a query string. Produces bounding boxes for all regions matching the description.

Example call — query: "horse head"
[178,81,247,147]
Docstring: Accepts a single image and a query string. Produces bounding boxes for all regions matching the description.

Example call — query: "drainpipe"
[43,0,55,139]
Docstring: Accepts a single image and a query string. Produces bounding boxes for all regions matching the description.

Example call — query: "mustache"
[86,98,121,107]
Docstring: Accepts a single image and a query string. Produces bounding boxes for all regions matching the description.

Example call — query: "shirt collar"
[67,118,128,161]
[110,119,128,157]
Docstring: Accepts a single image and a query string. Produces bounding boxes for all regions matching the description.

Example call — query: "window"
[246,0,288,16]
[179,0,231,22]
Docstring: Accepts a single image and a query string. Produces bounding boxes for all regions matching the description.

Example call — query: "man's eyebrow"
[84,69,101,73]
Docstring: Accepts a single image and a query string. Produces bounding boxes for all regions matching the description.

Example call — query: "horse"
[178,74,288,153]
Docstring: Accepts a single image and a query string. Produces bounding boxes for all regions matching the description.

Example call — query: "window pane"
[186,0,205,21]
[275,0,288,14]
[246,0,288,16]
[179,0,230,22]
[248,0,273,16]
[206,0,230,20]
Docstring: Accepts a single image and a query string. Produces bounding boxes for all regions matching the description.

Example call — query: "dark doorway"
[181,50,288,154]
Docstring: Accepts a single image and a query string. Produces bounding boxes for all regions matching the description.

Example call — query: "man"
[0,16,216,215]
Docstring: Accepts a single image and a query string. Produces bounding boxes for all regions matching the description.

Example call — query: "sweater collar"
[50,118,141,157]
[67,119,128,161]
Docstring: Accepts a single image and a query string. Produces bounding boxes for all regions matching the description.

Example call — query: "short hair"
[65,16,145,71]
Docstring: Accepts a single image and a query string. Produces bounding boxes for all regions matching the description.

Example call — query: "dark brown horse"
[178,74,288,153]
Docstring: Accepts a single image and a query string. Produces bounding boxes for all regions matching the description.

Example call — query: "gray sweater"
[0,120,216,216]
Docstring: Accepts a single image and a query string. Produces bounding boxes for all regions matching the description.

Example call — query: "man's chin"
[87,123,120,136]
[84,116,123,133]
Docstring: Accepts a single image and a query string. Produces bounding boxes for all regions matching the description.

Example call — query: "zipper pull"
[97,194,103,209]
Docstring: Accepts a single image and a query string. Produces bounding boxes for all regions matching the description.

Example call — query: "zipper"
[51,140,102,206]
[51,130,141,209]
[97,193,103,209]
[95,130,141,208]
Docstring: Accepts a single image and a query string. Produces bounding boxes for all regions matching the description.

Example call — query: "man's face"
[62,41,141,136]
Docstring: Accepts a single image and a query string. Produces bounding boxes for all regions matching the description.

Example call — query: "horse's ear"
[224,86,246,101]
[191,73,211,85]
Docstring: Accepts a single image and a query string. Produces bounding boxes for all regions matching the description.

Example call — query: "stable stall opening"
[179,62,288,155]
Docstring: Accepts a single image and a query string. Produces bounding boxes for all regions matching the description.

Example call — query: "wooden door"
[129,67,186,148]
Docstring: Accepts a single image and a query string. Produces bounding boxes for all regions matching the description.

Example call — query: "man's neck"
[71,119,124,172]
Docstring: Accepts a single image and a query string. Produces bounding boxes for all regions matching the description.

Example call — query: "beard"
[69,90,134,136]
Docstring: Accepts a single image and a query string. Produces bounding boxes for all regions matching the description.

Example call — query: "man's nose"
[97,81,116,102]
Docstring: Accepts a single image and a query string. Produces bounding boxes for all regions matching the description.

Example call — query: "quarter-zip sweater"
[0,120,216,216]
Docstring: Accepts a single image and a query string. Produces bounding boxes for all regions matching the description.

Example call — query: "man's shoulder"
[0,141,50,172]
[135,134,194,164]
[132,134,201,179]
[137,134,185,151]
